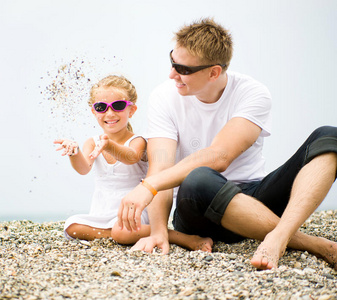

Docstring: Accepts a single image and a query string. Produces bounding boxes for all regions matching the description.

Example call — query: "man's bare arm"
[118,117,262,233]
[118,138,177,236]
[145,117,262,191]
[132,138,177,254]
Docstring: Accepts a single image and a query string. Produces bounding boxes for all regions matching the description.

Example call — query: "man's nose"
[169,66,180,79]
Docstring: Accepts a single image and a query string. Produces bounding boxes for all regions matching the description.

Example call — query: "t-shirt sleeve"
[145,84,178,141]
[231,82,272,137]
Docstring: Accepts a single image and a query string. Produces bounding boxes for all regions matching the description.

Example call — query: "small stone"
[318,296,335,300]
[303,267,315,274]
[228,253,237,260]
[294,262,302,269]
[44,244,52,251]
[323,273,334,280]
[110,270,121,277]
[179,287,194,296]
[79,240,91,246]
[233,271,244,277]
[293,269,305,276]
[204,255,213,262]
[100,258,108,264]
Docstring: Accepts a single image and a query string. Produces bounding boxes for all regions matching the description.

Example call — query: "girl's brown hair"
[89,75,137,132]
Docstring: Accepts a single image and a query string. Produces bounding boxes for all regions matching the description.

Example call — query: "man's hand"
[89,134,109,159]
[130,234,170,255]
[118,184,155,231]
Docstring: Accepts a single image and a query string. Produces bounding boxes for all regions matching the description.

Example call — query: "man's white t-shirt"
[146,71,272,184]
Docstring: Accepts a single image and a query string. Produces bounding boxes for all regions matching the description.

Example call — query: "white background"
[1,0,337,221]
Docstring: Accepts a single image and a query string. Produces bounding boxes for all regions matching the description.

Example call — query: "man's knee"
[175,167,227,224]
[312,126,337,139]
[181,167,218,191]
[178,167,226,201]
[305,126,337,165]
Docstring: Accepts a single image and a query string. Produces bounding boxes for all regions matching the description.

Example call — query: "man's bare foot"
[190,236,213,253]
[251,233,337,271]
[251,246,280,269]
[250,232,287,270]
[312,237,337,271]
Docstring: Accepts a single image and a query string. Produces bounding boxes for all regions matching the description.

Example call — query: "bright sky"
[1,0,337,221]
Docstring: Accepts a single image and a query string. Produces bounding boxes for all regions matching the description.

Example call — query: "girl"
[54,75,212,252]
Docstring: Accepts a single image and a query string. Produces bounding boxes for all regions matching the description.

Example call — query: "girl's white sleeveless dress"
[64,135,149,238]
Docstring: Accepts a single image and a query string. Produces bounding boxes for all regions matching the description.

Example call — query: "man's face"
[169,46,212,101]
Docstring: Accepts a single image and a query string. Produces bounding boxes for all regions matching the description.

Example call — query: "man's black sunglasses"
[169,50,226,75]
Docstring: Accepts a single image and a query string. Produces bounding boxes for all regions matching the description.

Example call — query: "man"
[118,18,337,270]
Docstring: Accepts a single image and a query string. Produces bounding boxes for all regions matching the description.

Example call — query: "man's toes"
[261,256,269,268]
[250,256,263,269]
[251,253,277,270]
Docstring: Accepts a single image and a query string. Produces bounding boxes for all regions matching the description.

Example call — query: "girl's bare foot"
[191,236,213,253]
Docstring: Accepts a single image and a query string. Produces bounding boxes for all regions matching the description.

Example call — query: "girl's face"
[91,87,137,135]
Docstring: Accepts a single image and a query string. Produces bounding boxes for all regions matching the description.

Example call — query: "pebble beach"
[1,210,337,300]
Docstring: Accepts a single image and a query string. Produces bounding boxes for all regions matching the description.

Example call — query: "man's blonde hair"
[89,75,137,132]
[174,18,233,71]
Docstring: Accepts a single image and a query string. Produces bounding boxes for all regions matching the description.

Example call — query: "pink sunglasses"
[92,100,134,113]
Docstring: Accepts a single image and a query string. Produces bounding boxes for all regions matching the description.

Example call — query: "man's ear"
[129,105,137,118]
[209,65,223,81]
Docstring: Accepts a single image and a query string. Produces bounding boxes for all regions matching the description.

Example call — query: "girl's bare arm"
[89,134,147,165]
[54,138,96,175]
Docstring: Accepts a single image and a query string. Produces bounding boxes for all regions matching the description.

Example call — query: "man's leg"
[175,127,337,269]
[173,166,246,243]
[250,152,337,269]
[176,166,337,269]
[222,126,337,269]
[221,186,337,270]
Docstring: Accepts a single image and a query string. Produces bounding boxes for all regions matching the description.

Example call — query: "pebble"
[44,244,52,251]
[228,253,237,260]
[0,211,337,299]
[204,255,213,262]
[324,273,335,280]
[303,267,315,274]
[79,240,91,247]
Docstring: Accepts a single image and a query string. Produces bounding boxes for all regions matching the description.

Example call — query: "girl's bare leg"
[66,223,112,240]
[66,223,213,252]
[111,223,213,252]
[168,229,213,252]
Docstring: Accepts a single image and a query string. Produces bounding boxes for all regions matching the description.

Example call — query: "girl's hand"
[54,139,80,157]
[89,134,109,159]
